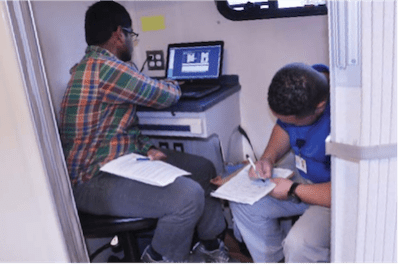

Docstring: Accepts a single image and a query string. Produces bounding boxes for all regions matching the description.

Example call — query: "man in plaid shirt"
[59,1,231,262]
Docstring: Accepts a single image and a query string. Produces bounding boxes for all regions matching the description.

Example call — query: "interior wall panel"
[329,0,397,262]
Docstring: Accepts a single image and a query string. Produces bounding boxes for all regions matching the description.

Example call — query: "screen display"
[167,44,222,80]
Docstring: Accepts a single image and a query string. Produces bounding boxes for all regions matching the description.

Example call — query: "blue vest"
[277,104,331,183]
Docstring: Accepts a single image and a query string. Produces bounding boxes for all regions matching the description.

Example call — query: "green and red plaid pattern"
[60,46,181,186]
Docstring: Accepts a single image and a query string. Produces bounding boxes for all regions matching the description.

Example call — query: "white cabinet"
[137,85,243,174]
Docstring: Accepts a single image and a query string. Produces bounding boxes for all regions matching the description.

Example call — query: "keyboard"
[180,84,221,99]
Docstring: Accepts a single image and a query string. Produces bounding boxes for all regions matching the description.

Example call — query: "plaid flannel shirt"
[59,46,181,186]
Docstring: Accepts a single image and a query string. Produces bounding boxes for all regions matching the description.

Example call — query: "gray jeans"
[73,149,226,261]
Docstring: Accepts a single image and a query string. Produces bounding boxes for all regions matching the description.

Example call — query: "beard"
[120,49,132,62]
[120,38,133,62]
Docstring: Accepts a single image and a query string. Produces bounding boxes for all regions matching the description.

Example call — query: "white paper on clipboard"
[211,164,293,205]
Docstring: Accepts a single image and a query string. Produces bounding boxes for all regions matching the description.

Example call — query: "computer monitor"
[166,41,224,81]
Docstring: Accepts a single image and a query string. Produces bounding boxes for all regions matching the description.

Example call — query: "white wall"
[32,1,329,159]
[127,1,330,159]
[32,1,95,122]
[0,2,69,261]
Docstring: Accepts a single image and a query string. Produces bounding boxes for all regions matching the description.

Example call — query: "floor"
[87,228,253,263]
[224,229,253,263]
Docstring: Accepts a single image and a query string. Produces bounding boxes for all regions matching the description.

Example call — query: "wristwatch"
[288,182,301,203]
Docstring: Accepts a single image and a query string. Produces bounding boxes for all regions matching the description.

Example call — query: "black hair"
[85,1,132,46]
[267,62,329,117]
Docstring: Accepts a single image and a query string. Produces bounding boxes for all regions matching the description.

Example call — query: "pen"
[133,157,151,161]
[246,155,264,181]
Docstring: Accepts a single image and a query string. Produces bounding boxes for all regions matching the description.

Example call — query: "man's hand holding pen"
[247,156,274,180]
[247,157,297,201]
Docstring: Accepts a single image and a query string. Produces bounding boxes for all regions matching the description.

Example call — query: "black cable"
[89,243,111,261]
[215,134,226,173]
[140,55,153,73]
[238,125,258,161]
[129,61,139,71]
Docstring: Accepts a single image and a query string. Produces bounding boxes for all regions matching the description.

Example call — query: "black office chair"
[78,211,158,262]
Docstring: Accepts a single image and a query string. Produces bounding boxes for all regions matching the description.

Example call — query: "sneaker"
[192,239,236,263]
[141,245,206,263]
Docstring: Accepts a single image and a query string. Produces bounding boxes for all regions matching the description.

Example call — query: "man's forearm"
[260,124,291,164]
[295,182,331,208]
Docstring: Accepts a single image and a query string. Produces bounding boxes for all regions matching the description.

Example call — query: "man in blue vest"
[230,62,331,262]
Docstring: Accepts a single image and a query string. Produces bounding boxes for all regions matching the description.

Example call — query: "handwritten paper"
[100,153,191,187]
[211,164,293,205]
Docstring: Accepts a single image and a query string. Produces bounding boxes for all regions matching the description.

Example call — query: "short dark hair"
[267,62,329,117]
[85,1,132,46]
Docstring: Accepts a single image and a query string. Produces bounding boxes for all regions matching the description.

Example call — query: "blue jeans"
[230,196,309,262]
[230,182,331,262]
[73,149,226,261]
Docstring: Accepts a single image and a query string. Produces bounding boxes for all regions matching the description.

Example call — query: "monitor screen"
[166,42,223,80]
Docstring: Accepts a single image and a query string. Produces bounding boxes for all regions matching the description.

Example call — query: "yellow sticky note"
[141,15,166,32]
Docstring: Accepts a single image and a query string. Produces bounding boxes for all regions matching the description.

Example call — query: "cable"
[89,235,120,261]
[126,61,139,71]
[89,243,111,261]
[215,134,226,173]
[140,55,153,73]
[238,125,258,161]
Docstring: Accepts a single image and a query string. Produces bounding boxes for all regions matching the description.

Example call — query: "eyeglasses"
[122,27,139,40]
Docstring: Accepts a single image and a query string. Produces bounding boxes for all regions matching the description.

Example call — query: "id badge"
[295,155,307,174]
